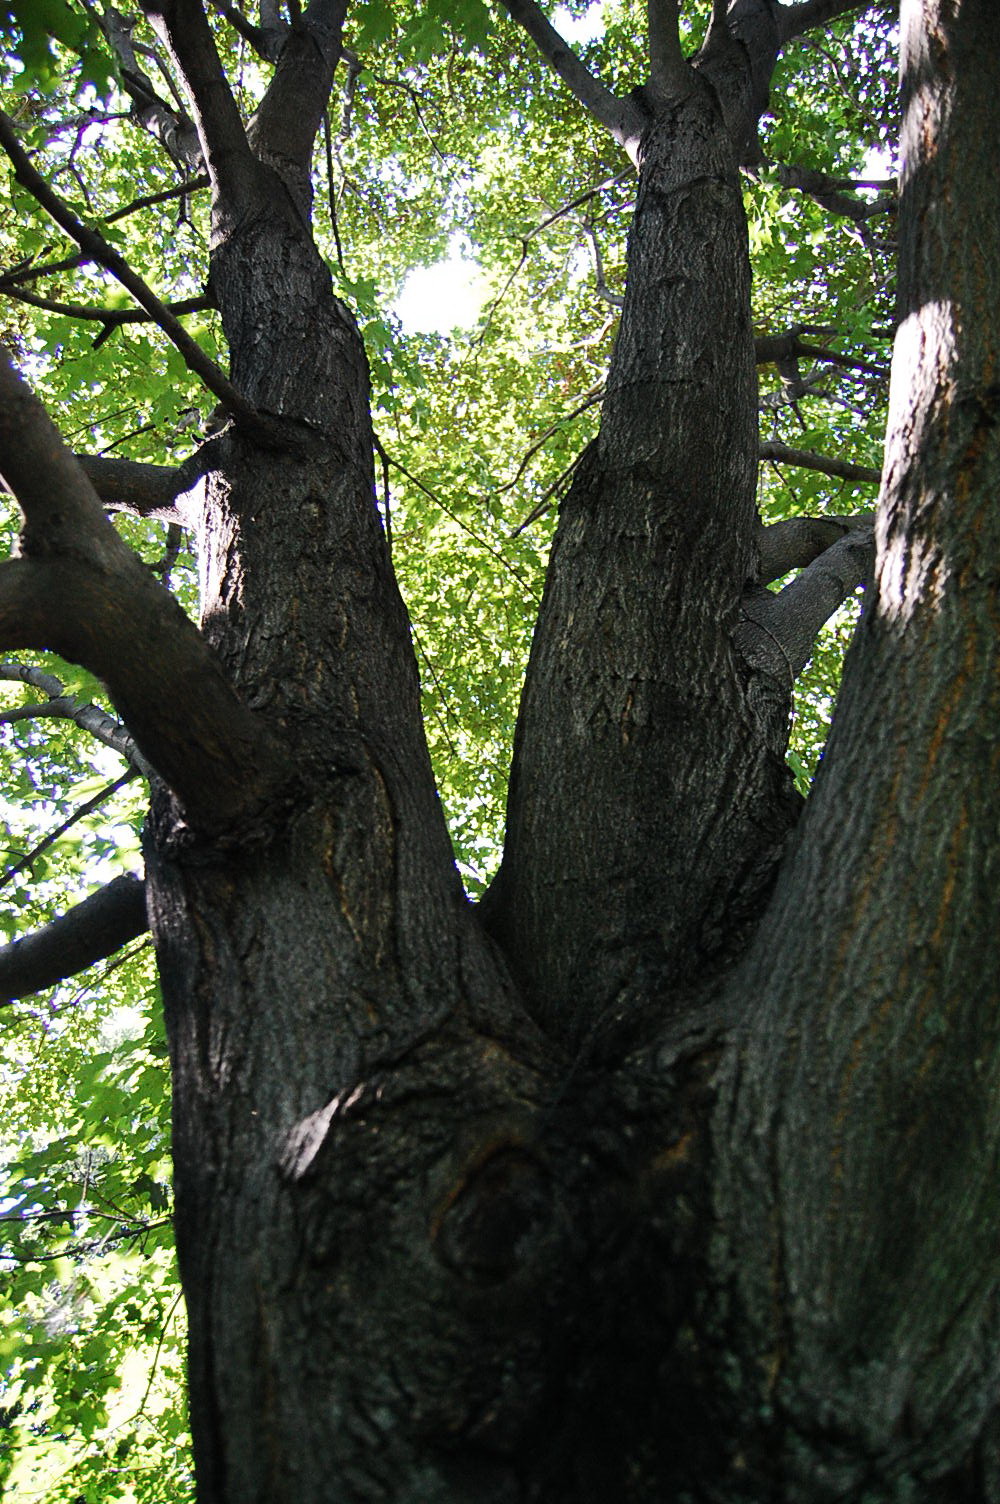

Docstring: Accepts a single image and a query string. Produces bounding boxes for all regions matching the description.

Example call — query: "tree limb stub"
[0,873,149,1004]
[739,523,874,679]
[757,512,874,583]
[0,356,289,834]
[87,451,203,520]
[0,451,194,522]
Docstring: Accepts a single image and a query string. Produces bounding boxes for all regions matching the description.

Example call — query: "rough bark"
[8,0,999,1500]
[481,16,796,1046]
[712,3,1000,1498]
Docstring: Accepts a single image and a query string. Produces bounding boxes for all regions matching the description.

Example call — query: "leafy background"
[0,0,895,1495]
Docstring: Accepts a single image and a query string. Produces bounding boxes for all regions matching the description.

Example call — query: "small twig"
[0,770,137,892]
[497,385,604,499]
[513,443,592,534]
[377,441,539,600]
[372,434,392,554]
[322,107,345,273]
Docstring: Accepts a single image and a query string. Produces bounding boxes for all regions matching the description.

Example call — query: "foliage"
[0,0,896,1492]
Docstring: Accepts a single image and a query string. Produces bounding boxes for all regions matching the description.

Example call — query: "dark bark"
[481,23,795,1045]
[711,3,1000,1497]
[0,874,147,1003]
[7,0,999,1500]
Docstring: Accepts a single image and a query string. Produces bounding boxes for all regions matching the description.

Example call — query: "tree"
[1,0,997,1497]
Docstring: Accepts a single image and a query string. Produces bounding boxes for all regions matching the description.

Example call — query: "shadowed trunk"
[5,0,1000,1499]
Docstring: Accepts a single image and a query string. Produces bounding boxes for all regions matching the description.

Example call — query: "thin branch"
[0,111,260,430]
[497,0,644,151]
[372,434,392,555]
[776,0,887,44]
[378,444,540,601]
[526,172,631,243]
[104,172,210,224]
[0,250,88,289]
[149,522,185,583]
[754,327,888,378]
[0,662,152,773]
[207,0,277,57]
[1,770,135,892]
[512,441,593,535]
[497,385,604,499]
[2,284,211,327]
[771,159,895,221]
[759,439,882,485]
[756,512,874,584]
[321,107,345,272]
[581,222,623,308]
[0,174,209,289]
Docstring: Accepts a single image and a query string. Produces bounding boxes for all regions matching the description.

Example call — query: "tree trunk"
[85,0,1000,1500]
[482,76,800,1048]
[710,3,1000,1499]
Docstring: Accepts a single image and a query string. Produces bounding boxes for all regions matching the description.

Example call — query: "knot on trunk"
[433,1147,553,1285]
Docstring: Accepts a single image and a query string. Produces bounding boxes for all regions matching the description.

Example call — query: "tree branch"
[776,0,886,44]
[0,662,152,772]
[755,327,888,378]
[737,524,874,679]
[1,451,195,521]
[760,440,882,485]
[496,0,644,152]
[249,0,348,211]
[80,453,198,519]
[0,179,209,294]
[756,512,874,584]
[138,0,261,208]
[208,0,284,58]
[0,874,148,1004]
[2,284,211,327]
[772,159,895,221]
[647,0,690,98]
[102,7,203,170]
[0,111,261,429]
[0,354,290,834]
[1,770,136,892]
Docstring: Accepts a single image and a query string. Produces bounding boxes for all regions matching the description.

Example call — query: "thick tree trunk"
[482,77,799,1047]
[127,1,1000,1501]
[710,3,1000,1498]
